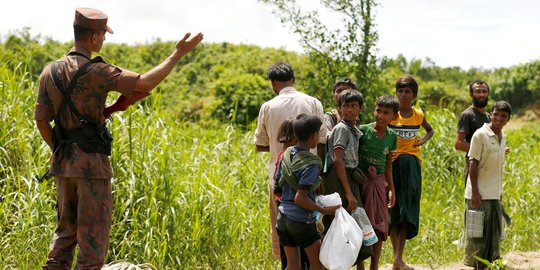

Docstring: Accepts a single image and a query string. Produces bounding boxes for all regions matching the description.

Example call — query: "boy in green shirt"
[357,95,399,270]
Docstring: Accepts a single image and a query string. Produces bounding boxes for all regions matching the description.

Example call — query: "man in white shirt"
[464,101,511,269]
[254,61,326,268]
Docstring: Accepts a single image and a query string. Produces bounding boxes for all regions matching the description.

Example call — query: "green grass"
[1,63,539,269]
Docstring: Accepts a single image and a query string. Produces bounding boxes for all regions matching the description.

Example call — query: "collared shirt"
[327,120,363,169]
[254,86,326,184]
[465,123,505,200]
[389,107,424,162]
[358,122,398,174]
[457,106,491,144]
[34,47,140,179]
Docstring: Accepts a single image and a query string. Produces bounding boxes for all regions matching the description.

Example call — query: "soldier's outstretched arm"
[135,32,204,92]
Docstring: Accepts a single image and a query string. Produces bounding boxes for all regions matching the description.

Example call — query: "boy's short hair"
[376,95,399,114]
[492,100,512,117]
[395,74,419,96]
[338,89,364,108]
[277,117,296,143]
[469,79,490,94]
[333,78,357,93]
[293,114,322,141]
[267,61,294,82]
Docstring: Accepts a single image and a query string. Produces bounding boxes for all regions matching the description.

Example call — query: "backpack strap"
[50,59,95,123]
[322,111,336,174]
[49,54,112,157]
[279,147,322,191]
[324,111,337,127]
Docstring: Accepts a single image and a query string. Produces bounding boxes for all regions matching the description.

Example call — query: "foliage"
[379,55,487,113]
[378,54,540,117]
[2,29,540,125]
[474,256,508,270]
[489,61,540,111]
[0,28,71,77]
[259,0,383,108]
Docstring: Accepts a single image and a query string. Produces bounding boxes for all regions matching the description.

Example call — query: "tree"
[490,60,540,111]
[259,0,382,108]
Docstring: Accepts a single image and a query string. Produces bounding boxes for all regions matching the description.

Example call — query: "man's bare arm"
[455,132,470,152]
[135,32,204,92]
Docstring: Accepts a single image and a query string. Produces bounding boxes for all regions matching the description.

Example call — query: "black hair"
[293,113,322,141]
[492,100,512,117]
[267,61,294,82]
[376,95,399,114]
[338,89,364,108]
[469,79,490,94]
[74,25,101,41]
[395,74,419,96]
[333,77,357,92]
[277,117,296,143]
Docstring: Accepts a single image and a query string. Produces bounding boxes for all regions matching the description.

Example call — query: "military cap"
[74,7,114,34]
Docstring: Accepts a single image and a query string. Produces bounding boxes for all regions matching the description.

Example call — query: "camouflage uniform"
[35,23,139,270]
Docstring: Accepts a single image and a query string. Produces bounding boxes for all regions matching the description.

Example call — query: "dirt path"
[377,251,540,270]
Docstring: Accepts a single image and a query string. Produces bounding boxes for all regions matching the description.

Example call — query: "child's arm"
[333,148,357,213]
[103,91,151,118]
[384,153,396,208]
[414,117,435,146]
[295,189,340,215]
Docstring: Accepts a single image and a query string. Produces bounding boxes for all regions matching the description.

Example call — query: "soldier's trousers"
[43,177,112,270]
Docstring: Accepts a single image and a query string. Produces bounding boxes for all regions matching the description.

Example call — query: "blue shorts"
[276,212,320,248]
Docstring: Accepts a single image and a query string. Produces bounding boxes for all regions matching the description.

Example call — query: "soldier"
[34,7,203,269]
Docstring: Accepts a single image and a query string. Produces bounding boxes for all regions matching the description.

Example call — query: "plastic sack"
[316,192,342,207]
[320,207,363,270]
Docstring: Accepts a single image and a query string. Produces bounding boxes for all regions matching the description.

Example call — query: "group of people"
[455,80,512,269]
[255,62,511,270]
[254,63,434,270]
[34,7,511,270]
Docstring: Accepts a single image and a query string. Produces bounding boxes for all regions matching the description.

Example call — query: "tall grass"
[1,62,538,269]
[0,64,275,269]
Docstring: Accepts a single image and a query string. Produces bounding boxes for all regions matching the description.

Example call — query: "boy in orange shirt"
[388,75,434,270]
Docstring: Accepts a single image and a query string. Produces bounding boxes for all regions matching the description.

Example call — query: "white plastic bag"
[316,192,342,207]
[320,207,363,270]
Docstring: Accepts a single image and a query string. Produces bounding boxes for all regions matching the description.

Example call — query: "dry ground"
[377,251,540,270]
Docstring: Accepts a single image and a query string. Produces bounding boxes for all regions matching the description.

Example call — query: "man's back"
[35,48,139,179]
[255,86,325,179]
